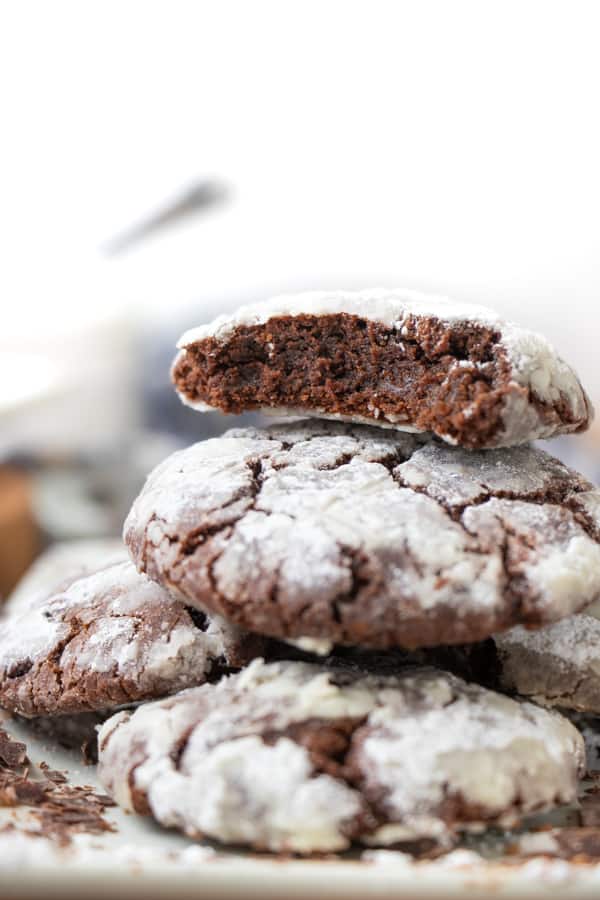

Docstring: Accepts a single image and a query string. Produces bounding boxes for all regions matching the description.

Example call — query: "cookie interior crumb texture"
[124,418,600,649]
[172,289,592,449]
[97,660,585,853]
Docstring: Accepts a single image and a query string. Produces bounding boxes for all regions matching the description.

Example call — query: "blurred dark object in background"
[102,177,229,257]
[0,467,39,600]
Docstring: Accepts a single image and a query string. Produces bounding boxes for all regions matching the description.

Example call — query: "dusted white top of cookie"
[98,659,584,852]
[177,288,499,344]
[499,615,600,668]
[4,538,126,616]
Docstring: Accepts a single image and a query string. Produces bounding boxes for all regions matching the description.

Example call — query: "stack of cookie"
[3,289,600,855]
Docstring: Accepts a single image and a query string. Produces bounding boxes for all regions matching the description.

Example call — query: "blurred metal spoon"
[102,177,228,255]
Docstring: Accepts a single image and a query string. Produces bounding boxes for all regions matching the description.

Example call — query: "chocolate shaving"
[0,729,27,768]
[0,725,116,845]
[39,762,68,784]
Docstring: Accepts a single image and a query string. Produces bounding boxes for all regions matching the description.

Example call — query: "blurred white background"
[0,0,599,449]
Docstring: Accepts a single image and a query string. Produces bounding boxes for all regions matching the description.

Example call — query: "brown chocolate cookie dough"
[0,560,265,717]
[124,419,600,650]
[97,660,584,853]
[172,289,591,449]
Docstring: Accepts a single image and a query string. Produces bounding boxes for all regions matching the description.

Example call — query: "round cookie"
[493,615,600,713]
[172,288,592,449]
[97,659,584,853]
[0,559,266,717]
[124,419,600,649]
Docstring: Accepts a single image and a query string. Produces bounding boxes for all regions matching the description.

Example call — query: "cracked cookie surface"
[124,419,600,649]
[97,659,584,852]
[0,559,265,717]
[493,615,600,713]
[172,288,592,449]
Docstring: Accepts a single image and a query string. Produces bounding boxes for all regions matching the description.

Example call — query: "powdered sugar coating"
[124,419,600,649]
[98,659,584,852]
[0,559,265,716]
[177,289,502,346]
[495,615,600,712]
[175,289,591,446]
[3,539,125,616]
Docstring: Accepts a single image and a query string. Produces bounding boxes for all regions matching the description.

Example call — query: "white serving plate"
[1,710,600,900]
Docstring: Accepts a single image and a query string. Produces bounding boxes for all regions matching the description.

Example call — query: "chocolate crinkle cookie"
[97,659,584,853]
[492,615,600,714]
[172,289,592,449]
[0,559,265,717]
[124,418,600,649]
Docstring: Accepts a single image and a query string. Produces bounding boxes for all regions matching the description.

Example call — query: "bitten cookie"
[0,559,265,717]
[172,289,591,449]
[493,615,600,713]
[125,419,600,649]
[97,659,584,853]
